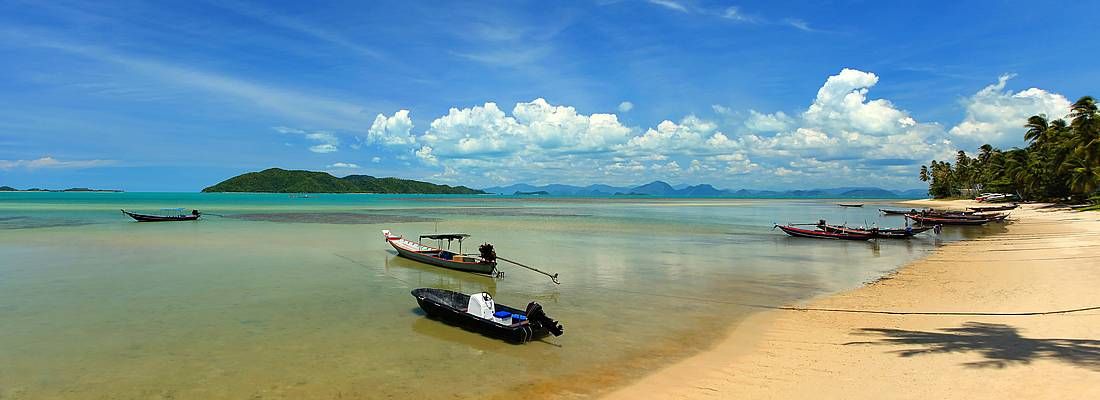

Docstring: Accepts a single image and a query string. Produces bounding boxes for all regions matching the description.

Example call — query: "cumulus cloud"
[327,162,360,169]
[363,68,1062,189]
[420,98,631,159]
[366,110,416,146]
[948,74,1071,148]
[618,101,634,112]
[0,156,114,170]
[276,126,340,153]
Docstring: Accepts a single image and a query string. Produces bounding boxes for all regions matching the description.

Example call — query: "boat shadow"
[384,252,497,293]
[844,322,1100,370]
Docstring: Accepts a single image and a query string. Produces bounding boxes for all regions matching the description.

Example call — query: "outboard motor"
[525,302,564,337]
[479,243,497,263]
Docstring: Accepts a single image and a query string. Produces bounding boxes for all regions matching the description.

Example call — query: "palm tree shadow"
[845,322,1100,370]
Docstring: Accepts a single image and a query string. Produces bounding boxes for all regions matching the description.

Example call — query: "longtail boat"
[968,204,1018,212]
[837,203,864,207]
[411,288,563,344]
[383,230,497,275]
[774,224,872,240]
[879,208,919,215]
[121,209,200,222]
[905,213,1006,226]
[816,221,936,239]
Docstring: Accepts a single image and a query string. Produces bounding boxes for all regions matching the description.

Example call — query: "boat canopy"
[419,233,471,241]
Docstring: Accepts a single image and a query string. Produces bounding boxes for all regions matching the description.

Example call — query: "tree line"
[920,96,1099,201]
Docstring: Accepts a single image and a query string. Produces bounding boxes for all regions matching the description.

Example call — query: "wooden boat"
[383,230,497,275]
[879,208,919,215]
[968,204,1018,212]
[411,288,563,344]
[774,224,872,240]
[121,209,200,222]
[905,213,1006,226]
[816,221,936,239]
[837,203,864,207]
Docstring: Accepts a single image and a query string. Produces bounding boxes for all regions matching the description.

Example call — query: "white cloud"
[277,127,340,153]
[647,0,689,13]
[366,109,416,146]
[327,162,360,169]
[721,6,755,22]
[744,110,793,132]
[371,157,381,163]
[618,101,634,112]
[802,68,916,136]
[785,19,815,32]
[0,156,114,170]
[948,74,1071,148]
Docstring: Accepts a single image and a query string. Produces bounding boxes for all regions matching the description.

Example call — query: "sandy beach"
[605,201,1100,399]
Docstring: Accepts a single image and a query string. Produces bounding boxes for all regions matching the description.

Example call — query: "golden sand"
[604,201,1100,399]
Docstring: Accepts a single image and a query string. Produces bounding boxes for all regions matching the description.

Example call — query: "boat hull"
[122,210,199,222]
[776,225,871,240]
[411,288,550,344]
[905,214,1002,225]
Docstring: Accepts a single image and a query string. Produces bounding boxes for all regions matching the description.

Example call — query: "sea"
[0,193,1002,399]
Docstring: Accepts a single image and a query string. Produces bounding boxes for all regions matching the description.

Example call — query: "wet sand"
[605,201,1100,399]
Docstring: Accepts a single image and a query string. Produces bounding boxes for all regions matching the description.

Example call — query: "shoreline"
[603,200,1100,399]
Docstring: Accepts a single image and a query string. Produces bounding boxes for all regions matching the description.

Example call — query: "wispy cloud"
[721,6,756,22]
[276,127,340,153]
[17,36,376,130]
[208,0,384,60]
[647,0,689,13]
[0,156,114,170]
[785,18,816,32]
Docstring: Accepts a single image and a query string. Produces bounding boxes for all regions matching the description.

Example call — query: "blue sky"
[0,0,1095,191]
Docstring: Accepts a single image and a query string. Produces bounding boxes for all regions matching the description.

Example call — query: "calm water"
[0,193,1000,399]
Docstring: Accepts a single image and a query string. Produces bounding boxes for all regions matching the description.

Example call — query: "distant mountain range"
[202,168,485,194]
[0,186,122,192]
[482,181,928,198]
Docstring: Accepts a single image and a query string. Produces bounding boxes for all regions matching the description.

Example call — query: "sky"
[0,0,1096,191]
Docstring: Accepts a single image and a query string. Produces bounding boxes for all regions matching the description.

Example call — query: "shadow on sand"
[845,322,1100,370]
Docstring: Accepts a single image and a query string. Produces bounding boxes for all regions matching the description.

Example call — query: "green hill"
[201,168,485,194]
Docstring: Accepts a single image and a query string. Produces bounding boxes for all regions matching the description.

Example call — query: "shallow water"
[0,193,1000,399]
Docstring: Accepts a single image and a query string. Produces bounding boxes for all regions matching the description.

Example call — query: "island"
[0,186,122,192]
[202,168,485,194]
[513,191,550,195]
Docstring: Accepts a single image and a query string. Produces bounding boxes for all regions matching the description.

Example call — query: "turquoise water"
[0,193,997,399]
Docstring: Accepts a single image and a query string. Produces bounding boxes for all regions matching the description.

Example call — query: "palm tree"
[1070,96,1099,164]
[919,165,929,182]
[1065,156,1100,195]
[1024,115,1048,146]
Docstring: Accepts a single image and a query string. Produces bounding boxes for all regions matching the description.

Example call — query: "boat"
[905,213,1006,226]
[816,221,936,239]
[968,204,1018,212]
[411,288,563,344]
[837,203,864,207]
[383,230,497,275]
[774,224,872,240]
[121,209,200,222]
[879,208,919,215]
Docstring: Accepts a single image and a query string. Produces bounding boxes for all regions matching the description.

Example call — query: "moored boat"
[121,209,200,222]
[411,288,563,344]
[383,230,497,275]
[879,208,919,215]
[837,203,864,207]
[816,221,936,239]
[968,204,1018,212]
[774,224,872,240]
[905,213,1006,226]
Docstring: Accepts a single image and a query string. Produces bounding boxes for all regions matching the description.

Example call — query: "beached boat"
[121,209,200,222]
[879,208,919,215]
[774,224,872,240]
[411,288,563,344]
[905,213,1006,226]
[383,230,497,275]
[816,221,936,239]
[968,204,1018,212]
[837,203,864,207]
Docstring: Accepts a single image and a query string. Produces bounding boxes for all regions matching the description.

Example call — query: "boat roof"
[419,233,471,240]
